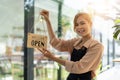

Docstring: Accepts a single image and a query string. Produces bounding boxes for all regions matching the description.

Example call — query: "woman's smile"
[77,28,85,34]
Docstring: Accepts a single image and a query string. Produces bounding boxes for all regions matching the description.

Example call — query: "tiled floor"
[97,65,120,80]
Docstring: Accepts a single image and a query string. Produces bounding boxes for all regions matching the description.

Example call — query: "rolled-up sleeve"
[65,43,104,74]
[50,37,78,52]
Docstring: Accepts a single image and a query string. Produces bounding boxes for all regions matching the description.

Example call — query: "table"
[113,58,120,62]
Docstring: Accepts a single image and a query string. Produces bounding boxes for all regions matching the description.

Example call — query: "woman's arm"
[40,10,56,40]
[65,43,104,74]
[38,48,66,66]
[40,10,77,52]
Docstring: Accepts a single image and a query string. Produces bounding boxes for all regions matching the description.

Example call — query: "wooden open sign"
[27,33,47,49]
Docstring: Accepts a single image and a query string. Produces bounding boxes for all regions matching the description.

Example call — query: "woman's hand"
[37,48,66,66]
[37,48,55,59]
[40,10,49,21]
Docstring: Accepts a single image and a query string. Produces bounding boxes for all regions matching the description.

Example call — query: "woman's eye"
[75,22,85,26]
[75,23,78,26]
[80,22,85,25]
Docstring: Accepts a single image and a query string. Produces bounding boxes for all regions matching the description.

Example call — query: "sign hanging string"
[27,14,48,49]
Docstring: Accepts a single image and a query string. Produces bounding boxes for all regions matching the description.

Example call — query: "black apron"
[67,46,92,80]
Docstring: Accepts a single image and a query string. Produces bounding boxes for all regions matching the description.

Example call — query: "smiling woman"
[38,9,104,80]
[73,12,92,37]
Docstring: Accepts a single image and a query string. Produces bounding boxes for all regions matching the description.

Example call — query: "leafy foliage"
[62,16,70,27]
[113,19,120,40]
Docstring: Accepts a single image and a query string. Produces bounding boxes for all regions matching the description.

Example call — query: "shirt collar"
[73,37,93,48]
[73,38,82,47]
[83,37,93,48]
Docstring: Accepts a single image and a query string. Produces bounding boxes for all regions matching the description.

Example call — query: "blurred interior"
[0,0,120,80]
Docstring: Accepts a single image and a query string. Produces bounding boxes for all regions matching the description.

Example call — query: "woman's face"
[74,16,92,37]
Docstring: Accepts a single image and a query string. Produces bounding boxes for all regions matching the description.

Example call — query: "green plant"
[62,15,70,27]
[113,19,120,40]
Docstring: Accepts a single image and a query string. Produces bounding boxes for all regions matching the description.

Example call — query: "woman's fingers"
[37,48,54,59]
[40,10,49,19]
[37,48,48,54]
[37,48,44,53]
[41,10,49,14]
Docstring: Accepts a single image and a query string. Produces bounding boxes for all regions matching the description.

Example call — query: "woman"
[38,10,104,80]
